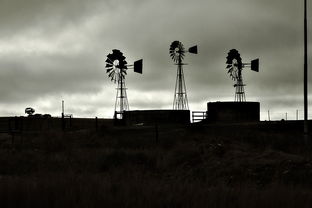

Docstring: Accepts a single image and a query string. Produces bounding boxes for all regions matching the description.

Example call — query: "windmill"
[105,49,142,119]
[226,49,259,102]
[169,41,198,110]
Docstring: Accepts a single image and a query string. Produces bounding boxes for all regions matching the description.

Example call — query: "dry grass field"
[0,120,312,207]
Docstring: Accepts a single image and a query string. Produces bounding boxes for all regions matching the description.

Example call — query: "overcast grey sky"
[0,0,311,120]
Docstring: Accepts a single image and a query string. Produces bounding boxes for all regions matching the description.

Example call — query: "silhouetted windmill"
[226,49,259,102]
[169,41,197,110]
[105,49,142,119]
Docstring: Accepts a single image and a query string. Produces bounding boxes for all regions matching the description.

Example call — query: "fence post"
[8,118,14,145]
[95,117,98,132]
[20,116,24,144]
[62,113,65,131]
[62,100,65,131]
[69,116,72,128]
[20,117,23,132]
[14,116,18,130]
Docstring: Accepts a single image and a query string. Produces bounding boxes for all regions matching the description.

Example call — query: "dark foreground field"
[0,120,312,207]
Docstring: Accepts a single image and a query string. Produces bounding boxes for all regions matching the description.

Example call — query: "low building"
[123,110,190,126]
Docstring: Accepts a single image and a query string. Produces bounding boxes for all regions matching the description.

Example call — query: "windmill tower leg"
[173,60,189,110]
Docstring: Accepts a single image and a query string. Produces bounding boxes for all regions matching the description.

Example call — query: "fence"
[261,110,312,121]
[192,111,207,123]
[190,109,312,122]
[0,116,114,133]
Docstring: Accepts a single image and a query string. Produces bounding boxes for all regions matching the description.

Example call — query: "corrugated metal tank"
[207,102,260,123]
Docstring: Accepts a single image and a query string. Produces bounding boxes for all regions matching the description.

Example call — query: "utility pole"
[62,100,65,131]
[304,0,309,138]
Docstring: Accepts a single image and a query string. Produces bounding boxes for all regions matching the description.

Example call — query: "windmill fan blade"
[109,70,115,78]
[188,45,198,54]
[106,68,113,73]
[118,59,127,70]
[105,58,113,64]
[251,59,259,72]
[124,60,128,67]
[169,40,185,63]
[106,63,112,68]
[112,49,121,56]
[105,63,113,68]
[105,48,130,85]
[134,59,143,74]
[226,49,242,69]
[106,54,115,63]
[110,50,123,61]
[226,60,232,64]
[170,41,180,51]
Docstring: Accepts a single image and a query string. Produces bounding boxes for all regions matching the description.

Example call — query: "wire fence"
[260,110,312,121]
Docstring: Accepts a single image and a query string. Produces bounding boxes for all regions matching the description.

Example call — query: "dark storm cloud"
[0,52,105,104]
[116,0,310,91]
[0,0,311,118]
[0,0,104,36]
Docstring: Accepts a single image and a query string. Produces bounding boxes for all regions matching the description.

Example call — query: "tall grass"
[0,122,312,207]
[0,174,312,208]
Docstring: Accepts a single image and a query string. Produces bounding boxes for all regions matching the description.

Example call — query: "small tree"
[25,107,35,116]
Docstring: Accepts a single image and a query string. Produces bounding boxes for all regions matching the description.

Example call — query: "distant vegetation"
[0,121,312,207]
